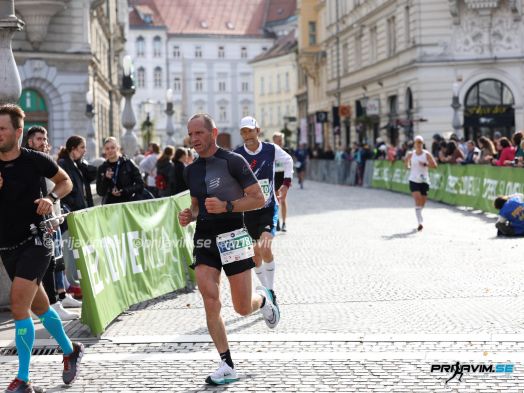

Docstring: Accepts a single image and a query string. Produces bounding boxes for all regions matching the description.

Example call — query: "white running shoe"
[61,294,82,308]
[205,360,239,385]
[51,302,79,321]
[256,286,280,329]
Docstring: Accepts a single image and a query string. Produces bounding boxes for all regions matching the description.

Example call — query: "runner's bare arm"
[404,153,412,169]
[426,153,438,169]
[179,197,199,226]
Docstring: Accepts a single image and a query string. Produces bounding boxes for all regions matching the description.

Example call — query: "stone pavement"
[1,180,523,392]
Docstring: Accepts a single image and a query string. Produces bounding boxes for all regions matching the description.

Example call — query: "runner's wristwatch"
[226,201,234,213]
[47,192,59,204]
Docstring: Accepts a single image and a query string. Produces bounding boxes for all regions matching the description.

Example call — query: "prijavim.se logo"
[431,361,514,384]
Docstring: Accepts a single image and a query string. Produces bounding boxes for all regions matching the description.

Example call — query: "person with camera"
[0,104,84,393]
[96,137,145,204]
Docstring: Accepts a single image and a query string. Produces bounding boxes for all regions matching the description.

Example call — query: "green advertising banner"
[66,192,196,336]
[371,161,524,214]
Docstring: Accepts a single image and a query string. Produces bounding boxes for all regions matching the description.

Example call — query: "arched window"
[464,79,515,140]
[137,67,145,88]
[136,36,145,57]
[153,36,162,57]
[154,67,162,88]
[405,88,413,112]
[465,79,514,107]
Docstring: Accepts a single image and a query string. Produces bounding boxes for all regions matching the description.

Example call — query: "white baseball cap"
[414,135,424,143]
[239,116,258,129]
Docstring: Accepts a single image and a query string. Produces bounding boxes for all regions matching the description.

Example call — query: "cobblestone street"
[1,181,523,392]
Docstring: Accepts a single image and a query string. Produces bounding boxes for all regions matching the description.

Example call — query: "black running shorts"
[1,240,53,284]
[192,219,254,277]
[245,205,278,240]
[409,181,429,196]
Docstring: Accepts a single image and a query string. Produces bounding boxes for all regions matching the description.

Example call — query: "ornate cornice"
[16,0,69,50]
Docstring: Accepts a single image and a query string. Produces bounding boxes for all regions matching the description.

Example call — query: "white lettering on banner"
[482,178,498,200]
[102,236,120,283]
[127,231,143,274]
[430,172,442,189]
[80,229,185,295]
[446,175,459,194]
[83,244,104,296]
[118,233,128,277]
[458,176,481,196]
[383,167,390,181]
[392,168,403,184]
[505,182,523,195]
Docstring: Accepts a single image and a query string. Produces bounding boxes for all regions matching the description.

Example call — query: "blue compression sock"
[37,307,73,355]
[15,317,35,382]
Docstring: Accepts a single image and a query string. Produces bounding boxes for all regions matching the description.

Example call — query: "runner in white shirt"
[404,135,438,231]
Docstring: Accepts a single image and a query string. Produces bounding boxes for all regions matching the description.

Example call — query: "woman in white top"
[404,135,438,231]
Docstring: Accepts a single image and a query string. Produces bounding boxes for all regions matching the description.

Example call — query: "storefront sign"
[366,99,380,116]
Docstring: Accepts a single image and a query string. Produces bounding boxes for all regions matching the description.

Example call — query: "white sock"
[255,266,267,287]
[415,207,423,225]
[264,261,275,290]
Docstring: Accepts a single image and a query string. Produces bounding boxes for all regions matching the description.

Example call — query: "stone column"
[120,55,138,157]
[0,0,24,104]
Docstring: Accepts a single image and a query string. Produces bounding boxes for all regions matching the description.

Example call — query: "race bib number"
[216,228,255,265]
[294,161,302,169]
[258,178,271,202]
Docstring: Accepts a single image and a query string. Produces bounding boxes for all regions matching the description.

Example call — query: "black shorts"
[1,240,53,285]
[409,181,429,196]
[193,219,254,277]
[245,205,278,240]
[274,171,284,190]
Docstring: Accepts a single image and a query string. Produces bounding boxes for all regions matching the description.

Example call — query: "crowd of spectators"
[308,130,524,168]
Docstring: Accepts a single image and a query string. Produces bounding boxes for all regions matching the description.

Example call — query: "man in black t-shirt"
[0,104,83,393]
[179,113,280,386]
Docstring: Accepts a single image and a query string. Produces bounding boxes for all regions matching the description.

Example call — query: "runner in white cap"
[404,135,438,231]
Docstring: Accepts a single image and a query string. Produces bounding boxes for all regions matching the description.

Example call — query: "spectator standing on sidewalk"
[478,136,497,164]
[96,137,144,204]
[168,147,188,195]
[457,140,480,165]
[155,145,174,197]
[492,137,515,166]
[26,127,80,321]
[294,143,308,189]
[139,142,160,197]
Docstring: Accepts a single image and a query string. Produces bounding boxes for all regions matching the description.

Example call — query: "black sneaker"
[5,378,45,393]
[62,342,84,385]
[281,222,287,232]
[276,220,281,231]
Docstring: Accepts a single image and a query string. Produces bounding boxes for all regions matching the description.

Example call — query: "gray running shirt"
[184,148,258,222]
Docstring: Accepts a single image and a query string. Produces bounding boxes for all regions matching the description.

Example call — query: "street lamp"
[142,100,154,149]
[165,88,176,146]
[120,55,138,156]
[85,90,97,162]
[451,81,462,138]
[0,0,24,104]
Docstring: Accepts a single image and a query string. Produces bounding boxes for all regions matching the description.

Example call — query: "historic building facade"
[13,0,127,158]
[127,0,289,149]
[301,0,524,149]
